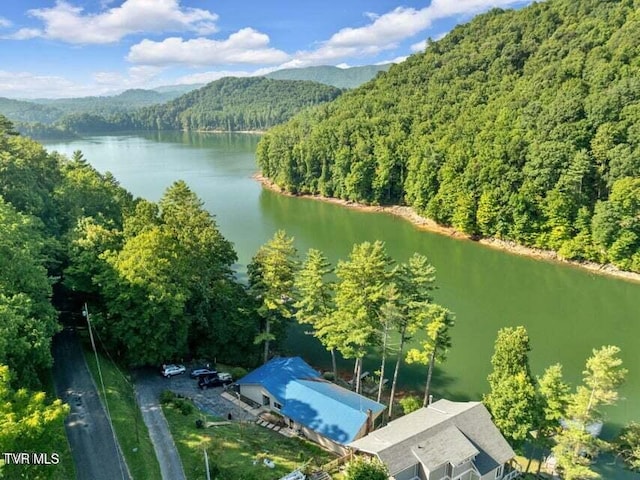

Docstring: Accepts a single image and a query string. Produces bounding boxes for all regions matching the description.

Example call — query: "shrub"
[174,398,194,416]
[230,367,247,380]
[322,371,335,381]
[344,457,389,480]
[399,395,422,415]
[160,390,176,405]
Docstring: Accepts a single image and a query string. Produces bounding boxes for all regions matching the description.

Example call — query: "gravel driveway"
[134,368,254,480]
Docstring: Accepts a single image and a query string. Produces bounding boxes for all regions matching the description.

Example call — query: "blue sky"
[0,0,534,98]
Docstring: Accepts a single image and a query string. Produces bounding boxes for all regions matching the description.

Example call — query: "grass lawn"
[84,349,162,480]
[163,401,336,480]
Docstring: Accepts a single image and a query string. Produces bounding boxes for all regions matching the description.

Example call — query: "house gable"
[349,399,516,479]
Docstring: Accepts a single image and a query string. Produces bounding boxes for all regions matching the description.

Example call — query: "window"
[262,395,270,406]
[495,464,503,478]
[274,402,282,410]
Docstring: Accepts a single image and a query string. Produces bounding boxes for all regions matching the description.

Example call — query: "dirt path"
[134,374,186,480]
[52,328,130,480]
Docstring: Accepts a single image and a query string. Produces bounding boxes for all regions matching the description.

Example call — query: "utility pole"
[204,449,211,480]
[83,303,127,480]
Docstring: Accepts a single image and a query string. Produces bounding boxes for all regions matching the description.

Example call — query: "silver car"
[161,364,186,377]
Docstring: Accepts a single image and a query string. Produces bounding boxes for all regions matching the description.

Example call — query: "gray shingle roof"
[349,399,515,476]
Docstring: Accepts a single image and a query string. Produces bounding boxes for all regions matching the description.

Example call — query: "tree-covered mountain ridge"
[119,76,343,132]
[257,0,640,273]
[11,77,343,136]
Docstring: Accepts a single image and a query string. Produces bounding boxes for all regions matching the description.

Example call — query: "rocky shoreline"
[254,173,640,284]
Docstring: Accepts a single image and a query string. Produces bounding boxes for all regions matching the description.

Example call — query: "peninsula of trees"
[257,0,640,273]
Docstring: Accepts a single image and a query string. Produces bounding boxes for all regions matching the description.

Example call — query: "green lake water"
[45,132,640,460]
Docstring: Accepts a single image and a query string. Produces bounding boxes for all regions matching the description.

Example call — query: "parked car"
[217,372,233,384]
[198,375,223,389]
[161,364,186,378]
[189,368,217,379]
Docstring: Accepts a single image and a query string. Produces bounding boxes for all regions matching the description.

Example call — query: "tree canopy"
[257,0,640,272]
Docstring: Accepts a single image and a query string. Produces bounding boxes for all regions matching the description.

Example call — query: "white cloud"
[411,39,428,52]
[93,65,164,88]
[376,56,407,65]
[21,0,218,44]
[0,17,11,28]
[285,0,529,67]
[127,28,289,66]
[2,28,42,40]
[174,66,280,85]
[0,70,93,98]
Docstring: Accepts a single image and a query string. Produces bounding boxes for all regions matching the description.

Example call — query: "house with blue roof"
[235,357,386,453]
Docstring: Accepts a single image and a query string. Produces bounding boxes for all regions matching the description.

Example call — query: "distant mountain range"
[1,64,391,138]
[264,64,391,89]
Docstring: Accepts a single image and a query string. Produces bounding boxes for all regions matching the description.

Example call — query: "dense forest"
[265,64,391,89]
[109,77,343,132]
[257,0,640,273]
[0,114,262,477]
[3,77,343,136]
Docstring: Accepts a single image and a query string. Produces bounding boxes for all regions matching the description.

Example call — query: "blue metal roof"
[237,357,385,444]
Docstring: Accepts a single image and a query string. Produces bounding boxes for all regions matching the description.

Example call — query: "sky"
[0,0,535,98]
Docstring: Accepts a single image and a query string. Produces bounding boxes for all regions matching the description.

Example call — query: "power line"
[84,302,127,480]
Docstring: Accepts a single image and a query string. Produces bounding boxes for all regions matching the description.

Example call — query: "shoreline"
[254,173,640,284]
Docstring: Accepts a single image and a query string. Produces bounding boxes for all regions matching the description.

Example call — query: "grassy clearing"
[163,400,335,480]
[84,349,161,480]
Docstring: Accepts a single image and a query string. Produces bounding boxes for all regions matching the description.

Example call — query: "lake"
[45,132,640,447]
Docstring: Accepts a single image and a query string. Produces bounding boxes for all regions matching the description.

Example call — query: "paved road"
[52,328,130,480]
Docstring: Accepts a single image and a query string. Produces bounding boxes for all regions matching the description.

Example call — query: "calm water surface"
[45,132,640,447]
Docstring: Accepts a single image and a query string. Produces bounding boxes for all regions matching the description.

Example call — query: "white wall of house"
[238,384,274,408]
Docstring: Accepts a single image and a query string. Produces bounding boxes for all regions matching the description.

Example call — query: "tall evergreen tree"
[248,230,298,363]
[332,241,395,393]
[293,249,337,379]
[484,326,539,450]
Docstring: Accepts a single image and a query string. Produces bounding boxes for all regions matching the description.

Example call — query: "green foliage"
[616,422,640,472]
[0,365,70,480]
[553,345,627,478]
[552,425,604,480]
[66,180,255,366]
[126,77,342,133]
[0,196,59,387]
[265,64,391,89]
[160,390,177,405]
[294,249,337,373]
[484,326,539,449]
[229,367,247,380]
[399,395,422,415]
[344,456,389,480]
[538,363,571,430]
[257,0,640,272]
[568,345,628,424]
[248,230,298,363]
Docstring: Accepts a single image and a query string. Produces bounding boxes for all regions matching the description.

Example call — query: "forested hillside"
[120,77,343,132]
[0,115,258,381]
[257,0,640,273]
[265,64,391,89]
[0,97,63,124]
